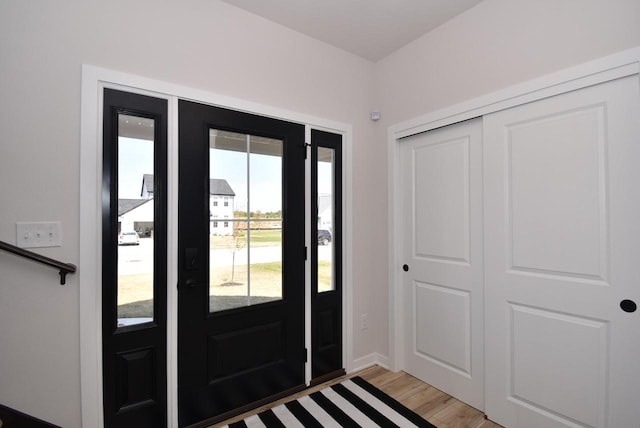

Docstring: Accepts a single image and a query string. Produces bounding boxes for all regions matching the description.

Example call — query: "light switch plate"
[16,222,62,248]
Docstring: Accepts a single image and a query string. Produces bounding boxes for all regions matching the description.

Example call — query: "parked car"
[318,229,332,245]
[137,228,151,237]
[118,231,140,245]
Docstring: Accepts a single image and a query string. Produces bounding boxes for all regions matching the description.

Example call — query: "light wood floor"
[213,365,504,428]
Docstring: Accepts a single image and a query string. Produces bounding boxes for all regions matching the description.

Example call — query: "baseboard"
[350,352,390,373]
[0,404,60,428]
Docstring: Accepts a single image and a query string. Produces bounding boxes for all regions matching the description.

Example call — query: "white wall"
[374,0,640,125]
[0,1,377,426]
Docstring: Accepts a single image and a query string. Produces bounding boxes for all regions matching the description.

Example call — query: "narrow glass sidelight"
[209,130,283,312]
[116,113,155,327]
[317,146,336,292]
[310,128,343,382]
[103,89,167,427]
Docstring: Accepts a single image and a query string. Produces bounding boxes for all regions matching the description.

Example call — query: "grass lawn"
[210,229,281,249]
[243,229,282,244]
[317,260,333,292]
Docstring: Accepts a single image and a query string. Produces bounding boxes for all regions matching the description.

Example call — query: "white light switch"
[16,222,62,248]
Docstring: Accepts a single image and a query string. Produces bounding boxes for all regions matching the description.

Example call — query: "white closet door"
[484,75,640,428]
[401,118,484,410]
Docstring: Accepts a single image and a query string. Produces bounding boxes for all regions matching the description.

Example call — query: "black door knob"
[620,299,637,313]
[402,264,409,272]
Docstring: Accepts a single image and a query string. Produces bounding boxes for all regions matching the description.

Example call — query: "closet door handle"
[402,264,409,272]
[620,299,637,313]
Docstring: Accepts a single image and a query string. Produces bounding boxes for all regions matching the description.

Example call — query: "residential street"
[117,237,333,275]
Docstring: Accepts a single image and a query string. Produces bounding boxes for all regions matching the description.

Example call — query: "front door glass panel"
[317,146,335,292]
[117,113,155,326]
[209,130,283,312]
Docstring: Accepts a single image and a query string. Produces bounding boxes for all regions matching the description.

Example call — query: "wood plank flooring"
[212,365,504,427]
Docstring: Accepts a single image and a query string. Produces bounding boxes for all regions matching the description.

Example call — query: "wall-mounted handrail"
[0,240,76,285]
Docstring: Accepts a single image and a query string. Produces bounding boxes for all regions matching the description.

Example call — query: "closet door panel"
[484,76,640,428]
[401,118,484,411]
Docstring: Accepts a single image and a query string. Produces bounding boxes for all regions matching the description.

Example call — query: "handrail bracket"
[0,240,77,285]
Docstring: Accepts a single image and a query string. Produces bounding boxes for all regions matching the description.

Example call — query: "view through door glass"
[209,130,283,312]
[317,146,335,293]
[117,114,155,326]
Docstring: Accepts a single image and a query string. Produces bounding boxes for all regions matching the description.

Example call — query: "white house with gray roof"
[209,178,235,236]
[140,175,236,235]
[118,198,153,235]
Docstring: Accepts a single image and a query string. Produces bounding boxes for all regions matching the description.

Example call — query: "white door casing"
[401,118,484,410]
[484,75,640,428]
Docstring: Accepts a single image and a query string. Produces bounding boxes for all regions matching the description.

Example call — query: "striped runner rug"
[222,376,436,427]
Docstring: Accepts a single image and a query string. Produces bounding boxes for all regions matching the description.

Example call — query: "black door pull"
[402,264,409,272]
[620,299,637,313]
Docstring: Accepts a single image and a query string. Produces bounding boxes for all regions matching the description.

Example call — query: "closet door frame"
[387,46,640,371]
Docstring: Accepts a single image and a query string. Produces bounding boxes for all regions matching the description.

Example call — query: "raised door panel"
[414,282,471,375]
[507,107,607,281]
[508,304,608,427]
[414,139,470,264]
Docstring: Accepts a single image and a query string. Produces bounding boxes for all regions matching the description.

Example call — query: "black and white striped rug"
[223,376,436,427]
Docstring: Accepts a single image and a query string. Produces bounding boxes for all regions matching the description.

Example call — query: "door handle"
[620,299,637,313]
[402,264,409,272]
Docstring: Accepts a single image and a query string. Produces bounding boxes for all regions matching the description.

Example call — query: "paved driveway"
[118,238,333,275]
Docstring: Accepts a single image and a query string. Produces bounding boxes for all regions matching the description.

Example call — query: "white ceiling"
[220,0,485,61]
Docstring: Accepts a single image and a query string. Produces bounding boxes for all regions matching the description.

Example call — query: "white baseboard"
[350,353,391,373]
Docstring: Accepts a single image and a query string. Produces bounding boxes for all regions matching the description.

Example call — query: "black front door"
[178,100,306,426]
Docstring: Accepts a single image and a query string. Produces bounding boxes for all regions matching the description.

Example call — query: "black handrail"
[0,240,77,285]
